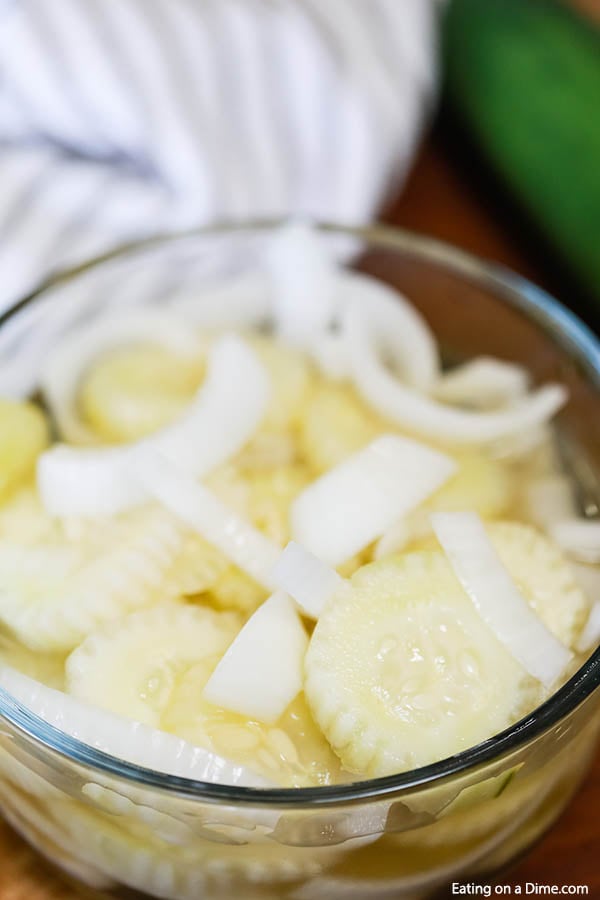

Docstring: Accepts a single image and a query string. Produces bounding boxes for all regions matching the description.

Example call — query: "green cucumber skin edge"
[443,0,600,300]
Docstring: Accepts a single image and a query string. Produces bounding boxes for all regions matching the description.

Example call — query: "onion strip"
[40,309,203,445]
[203,592,308,724]
[265,223,439,391]
[291,435,456,566]
[271,542,345,619]
[0,665,270,787]
[345,302,566,445]
[434,357,529,409]
[37,335,270,517]
[133,451,281,589]
[340,273,439,391]
[432,511,572,687]
[265,221,337,349]
[550,519,600,564]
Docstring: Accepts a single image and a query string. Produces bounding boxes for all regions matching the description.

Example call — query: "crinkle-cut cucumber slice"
[67,601,338,788]
[202,567,268,616]
[164,528,266,617]
[408,520,589,652]
[163,532,232,599]
[0,631,65,689]
[244,464,311,545]
[305,553,540,778]
[206,460,310,546]
[161,461,308,612]
[300,384,386,474]
[0,483,56,544]
[375,451,515,559]
[249,335,315,431]
[79,343,207,443]
[427,452,514,519]
[66,603,240,727]
[481,522,589,650]
[0,399,49,501]
[0,506,183,652]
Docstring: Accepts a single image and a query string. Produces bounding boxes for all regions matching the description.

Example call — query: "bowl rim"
[0,219,599,808]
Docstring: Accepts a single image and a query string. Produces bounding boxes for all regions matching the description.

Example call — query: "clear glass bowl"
[0,222,599,900]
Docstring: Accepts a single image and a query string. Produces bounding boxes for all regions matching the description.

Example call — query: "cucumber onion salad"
[0,222,597,791]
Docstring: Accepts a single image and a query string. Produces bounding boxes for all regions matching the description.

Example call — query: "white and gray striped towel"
[0,0,443,313]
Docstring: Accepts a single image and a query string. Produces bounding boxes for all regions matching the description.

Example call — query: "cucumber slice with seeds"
[305,553,540,778]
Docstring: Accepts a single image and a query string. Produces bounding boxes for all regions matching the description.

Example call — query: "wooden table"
[0,121,598,898]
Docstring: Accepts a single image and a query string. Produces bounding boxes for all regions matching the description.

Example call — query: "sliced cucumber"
[305,553,540,777]
[66,602,240,726]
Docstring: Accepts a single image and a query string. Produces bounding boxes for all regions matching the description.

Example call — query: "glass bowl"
[0,222,599,900]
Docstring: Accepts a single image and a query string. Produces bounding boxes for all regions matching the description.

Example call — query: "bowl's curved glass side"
[0,229,270,401]
[0,688,598,899]
[0,223,598,898]
[0,225,598,807]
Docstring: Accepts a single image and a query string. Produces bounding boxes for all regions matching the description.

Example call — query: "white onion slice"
[265,221,337,349]
[576,602,600,653]
[40,309,203,445]
[432,511,572,687]
[37,335,270,517]
[271,542,345,619]
[340,273,439,392]
[434,357,529,409]
[133,451,281,589]
[266,222,439,391]
[523,475,577,531]
[38,446,143,519]
[345,302,567,445]
[489,425,552,461]
[291,435,456,566]
[549,519,600,564]
[0,665,271,787]
[171,270,271,330]
[203,592,308,724]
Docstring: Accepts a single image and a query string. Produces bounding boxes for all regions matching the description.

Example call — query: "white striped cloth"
[0,0,443,312]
